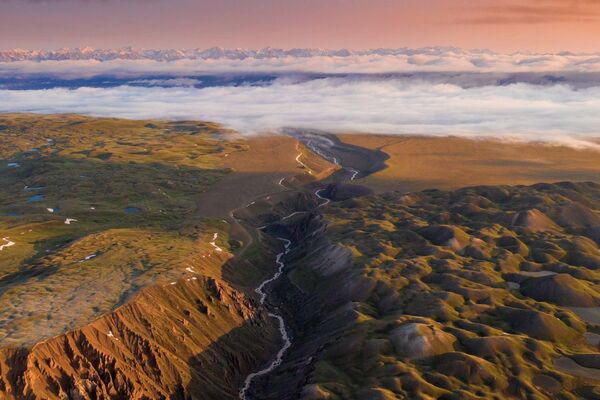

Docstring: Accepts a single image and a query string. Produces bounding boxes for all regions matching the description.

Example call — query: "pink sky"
[1,0,599,52]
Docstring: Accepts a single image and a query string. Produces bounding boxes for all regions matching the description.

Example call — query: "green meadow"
[0,114,240,346]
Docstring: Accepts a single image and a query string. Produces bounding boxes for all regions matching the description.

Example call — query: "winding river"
[239,131,362,399]
[239,238,292,400]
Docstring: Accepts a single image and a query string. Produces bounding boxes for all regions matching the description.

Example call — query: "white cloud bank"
[1,78,599,147]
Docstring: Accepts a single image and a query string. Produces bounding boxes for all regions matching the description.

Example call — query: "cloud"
[459,0,600,24]
[1,47,599,147]
[1,78,599,148]
[128,77,202,87]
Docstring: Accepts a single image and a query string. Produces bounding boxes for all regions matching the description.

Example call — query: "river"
[238,130,362,399]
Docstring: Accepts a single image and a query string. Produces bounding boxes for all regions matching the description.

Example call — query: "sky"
[1,0,600,52]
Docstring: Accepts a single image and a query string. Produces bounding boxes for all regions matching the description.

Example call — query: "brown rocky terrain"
[0,274,281,400]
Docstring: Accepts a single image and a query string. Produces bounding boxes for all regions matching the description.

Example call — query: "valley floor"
[336,134,600,194]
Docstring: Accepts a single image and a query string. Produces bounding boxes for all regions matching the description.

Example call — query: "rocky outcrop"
[389,322,456,359]
[512,209,561,233]
[419,225,471,252]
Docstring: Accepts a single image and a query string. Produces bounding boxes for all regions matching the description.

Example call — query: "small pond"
[27,195,44,203]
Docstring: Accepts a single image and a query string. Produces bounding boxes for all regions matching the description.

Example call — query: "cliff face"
[0,276,280,400]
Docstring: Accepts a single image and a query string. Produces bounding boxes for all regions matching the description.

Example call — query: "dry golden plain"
[336,134,600,193]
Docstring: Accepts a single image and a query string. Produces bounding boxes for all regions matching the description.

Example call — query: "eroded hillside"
[0,275,280,399]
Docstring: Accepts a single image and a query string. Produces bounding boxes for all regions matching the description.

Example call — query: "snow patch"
[0,237,15,251]
[210,233,223,252]
[83,254,97,261]
[295,148,313,175]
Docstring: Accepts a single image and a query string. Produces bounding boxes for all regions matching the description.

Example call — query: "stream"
[239,238,292,400]
[238,130,363,399]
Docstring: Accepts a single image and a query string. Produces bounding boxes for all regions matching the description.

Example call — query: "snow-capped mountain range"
[3,47,600,77]
[0,46,578,62]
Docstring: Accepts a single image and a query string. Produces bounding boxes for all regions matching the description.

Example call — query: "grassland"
[0,114,242,346]
[0,114,337,349]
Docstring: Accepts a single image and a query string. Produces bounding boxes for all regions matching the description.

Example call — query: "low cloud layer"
[1,78,599,147]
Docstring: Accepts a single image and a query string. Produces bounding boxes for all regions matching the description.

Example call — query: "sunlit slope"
[0,275,280,400]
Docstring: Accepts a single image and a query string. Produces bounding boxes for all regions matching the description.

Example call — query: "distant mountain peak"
[0,46,499,62]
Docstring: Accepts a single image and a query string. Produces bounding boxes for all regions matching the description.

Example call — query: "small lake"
[124,207,142,214]
[27,195,44,203]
